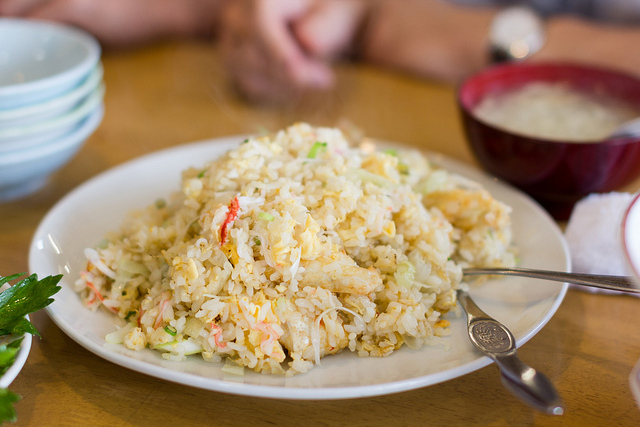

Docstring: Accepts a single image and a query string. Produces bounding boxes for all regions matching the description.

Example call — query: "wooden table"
[2,40,640,426]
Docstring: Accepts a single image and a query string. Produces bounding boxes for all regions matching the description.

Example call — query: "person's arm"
[0,0,222,48]
[316,0,640,84]
[359,0,497,83]
[219,0,364,104]
[533,15,640,76]
[218,0,499,103]
[218,0,640,104]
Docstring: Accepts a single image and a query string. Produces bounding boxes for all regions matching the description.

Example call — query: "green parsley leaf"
[0,274,62,337]
[0,338,22,375]
[0,388,20,423]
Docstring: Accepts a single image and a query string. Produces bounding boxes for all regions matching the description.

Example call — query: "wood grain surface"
[2,40,640,427]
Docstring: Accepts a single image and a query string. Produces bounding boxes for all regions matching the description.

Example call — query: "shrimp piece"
[300,251,382,295]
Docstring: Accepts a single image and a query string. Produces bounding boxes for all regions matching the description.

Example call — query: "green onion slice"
[307,142,328,159]
[258,212,274,221]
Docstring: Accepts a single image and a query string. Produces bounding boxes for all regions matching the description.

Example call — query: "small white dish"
[631,358,640,410]
[29,138,569,399]
[621,193,640,409]
[0,103,103,201]
[0,83,104,152]
[0,18,101,109]
[0,323,33,389]
[0,63,103,127]
[622,193,640,285]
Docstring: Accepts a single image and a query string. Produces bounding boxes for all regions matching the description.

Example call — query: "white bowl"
[0,322,32,389]
[0,103,104,201]
[0,82,104,152]
[0,63,103,127]
[0,18,101,109]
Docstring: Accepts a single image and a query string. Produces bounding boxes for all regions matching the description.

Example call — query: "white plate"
[0,319,33,389]
[29,137,569,399]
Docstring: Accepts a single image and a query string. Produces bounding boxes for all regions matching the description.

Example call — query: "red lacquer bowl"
[458,62,640,220]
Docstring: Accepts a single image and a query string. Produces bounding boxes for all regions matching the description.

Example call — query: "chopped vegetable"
[307,141,327,159]
[197,169,206,178]
[164,325,177,336]
[382,148,410,174]
[153,338,203,355]
[182,318,205,338]
[417,169,449,194]
[105,322,136,344]
[221,359,245,376]
[394,261,416,288]
[258,212,274,221]
[346,168,394,189]
[117,258,149,276]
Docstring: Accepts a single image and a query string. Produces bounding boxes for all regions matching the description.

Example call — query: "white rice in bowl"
[75,122,516,375]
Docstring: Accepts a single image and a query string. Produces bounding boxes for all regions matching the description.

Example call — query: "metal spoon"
[463,267,640,294]
[607,117,640,139]
[456,289,565,415]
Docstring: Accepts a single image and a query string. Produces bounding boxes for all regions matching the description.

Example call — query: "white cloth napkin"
[564,192,635,294]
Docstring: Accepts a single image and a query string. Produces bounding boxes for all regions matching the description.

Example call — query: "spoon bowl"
[608,117,640,140]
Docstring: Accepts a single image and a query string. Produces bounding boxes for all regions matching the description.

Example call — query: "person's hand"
[0,0,221,48]
[219,0,368,104]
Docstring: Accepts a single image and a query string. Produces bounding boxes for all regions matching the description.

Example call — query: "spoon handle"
[463,267,640,294]
[456,289,564,415]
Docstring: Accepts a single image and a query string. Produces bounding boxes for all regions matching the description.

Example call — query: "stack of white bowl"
[0,18,104,201]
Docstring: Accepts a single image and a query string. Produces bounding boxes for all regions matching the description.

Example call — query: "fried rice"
[75,122,516,375]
